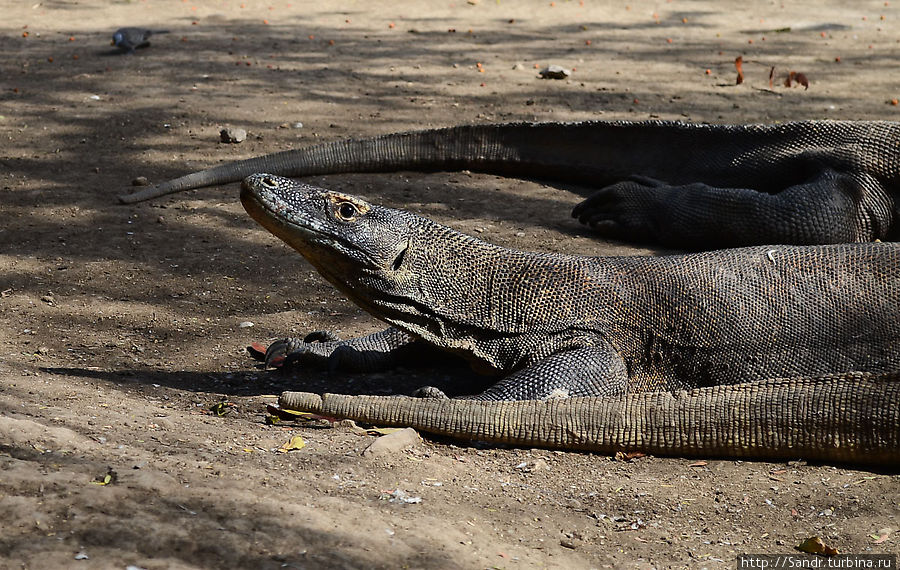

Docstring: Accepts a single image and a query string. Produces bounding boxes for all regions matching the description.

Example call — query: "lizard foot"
[572,176,668,242]
[248,331,341,369]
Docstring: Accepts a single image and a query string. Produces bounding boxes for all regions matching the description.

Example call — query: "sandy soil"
[1,1,898,568]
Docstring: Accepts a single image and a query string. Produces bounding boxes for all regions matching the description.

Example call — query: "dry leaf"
[209,401,236,416]
[614,450,646,462]
[277,435,307,453]
[266,404,316,420]
[784,71,810,90]
[735,56,744,85]
[90,467,118,486]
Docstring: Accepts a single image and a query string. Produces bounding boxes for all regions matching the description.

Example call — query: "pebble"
[515,458,549,472]
[220,127,247,143]
[539,65,570,79]
[131,176,150,186]
[239,321,254,328]
[385,488,422,504]
[362,427,421,457]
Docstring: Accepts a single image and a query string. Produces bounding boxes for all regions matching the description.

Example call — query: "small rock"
[239,321,254,328]
[511,63,525,70]
[40,295,54,305]
[362,427,421,457]
[539,65,570,79]
[74,552,89,560]
[154,417,175,430]
[384,488,422,504]
[220,127,247,143]
[292,122,304,129]
[131,176,150,186]
[515,458,549,472]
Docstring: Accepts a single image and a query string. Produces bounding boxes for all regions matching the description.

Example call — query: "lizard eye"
[336,201,358,221]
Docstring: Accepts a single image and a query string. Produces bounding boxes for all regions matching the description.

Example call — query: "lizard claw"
[252,333,340,369]
[245,339,294,368]
[572,178,670,242]
[263,339,296,368]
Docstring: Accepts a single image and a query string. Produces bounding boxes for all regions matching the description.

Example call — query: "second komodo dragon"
[122,120,900,249]
[240,173,900,403]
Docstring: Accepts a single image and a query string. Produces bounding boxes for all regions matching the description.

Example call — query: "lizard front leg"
[417,346,629,401]
[252,326,421,372]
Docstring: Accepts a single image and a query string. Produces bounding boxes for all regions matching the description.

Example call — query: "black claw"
[264,340,292,368]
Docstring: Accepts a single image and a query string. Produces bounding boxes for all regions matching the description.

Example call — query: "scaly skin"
[124,120,900,249]
[279,374,900,467]
[241,174,900,465]
[240,174,900,403]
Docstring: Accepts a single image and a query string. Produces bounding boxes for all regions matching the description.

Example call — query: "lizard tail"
[279,373,900,467]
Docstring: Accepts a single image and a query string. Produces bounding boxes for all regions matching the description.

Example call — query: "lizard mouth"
[240,175,383,269]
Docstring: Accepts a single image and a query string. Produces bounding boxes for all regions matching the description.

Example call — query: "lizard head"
[240,173,414,294]
[241,173,550,355]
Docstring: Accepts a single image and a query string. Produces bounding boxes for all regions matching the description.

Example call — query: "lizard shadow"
[40,358,493,400]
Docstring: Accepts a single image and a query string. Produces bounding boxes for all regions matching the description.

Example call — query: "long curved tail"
[279,373,900,467]
[118,120,845,204]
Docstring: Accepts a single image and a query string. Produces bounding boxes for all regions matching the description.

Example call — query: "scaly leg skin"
[254,326,423,373]
[573,169,894,249]
[415,346,629,401]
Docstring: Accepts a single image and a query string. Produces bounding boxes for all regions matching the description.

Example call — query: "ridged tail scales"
[117,121,821,204]
[279,373,900,467]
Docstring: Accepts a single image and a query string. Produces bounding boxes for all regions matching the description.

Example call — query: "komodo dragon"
[241,173,900,466]
[122,120,900,249]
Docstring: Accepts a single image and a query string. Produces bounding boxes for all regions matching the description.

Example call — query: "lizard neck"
[339,220,612,372]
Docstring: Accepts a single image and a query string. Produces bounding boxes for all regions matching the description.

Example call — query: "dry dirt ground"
[1,1,899,568]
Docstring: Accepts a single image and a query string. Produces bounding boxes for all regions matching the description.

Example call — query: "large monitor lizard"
[241,173,900,466]
[122,120,900,249]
